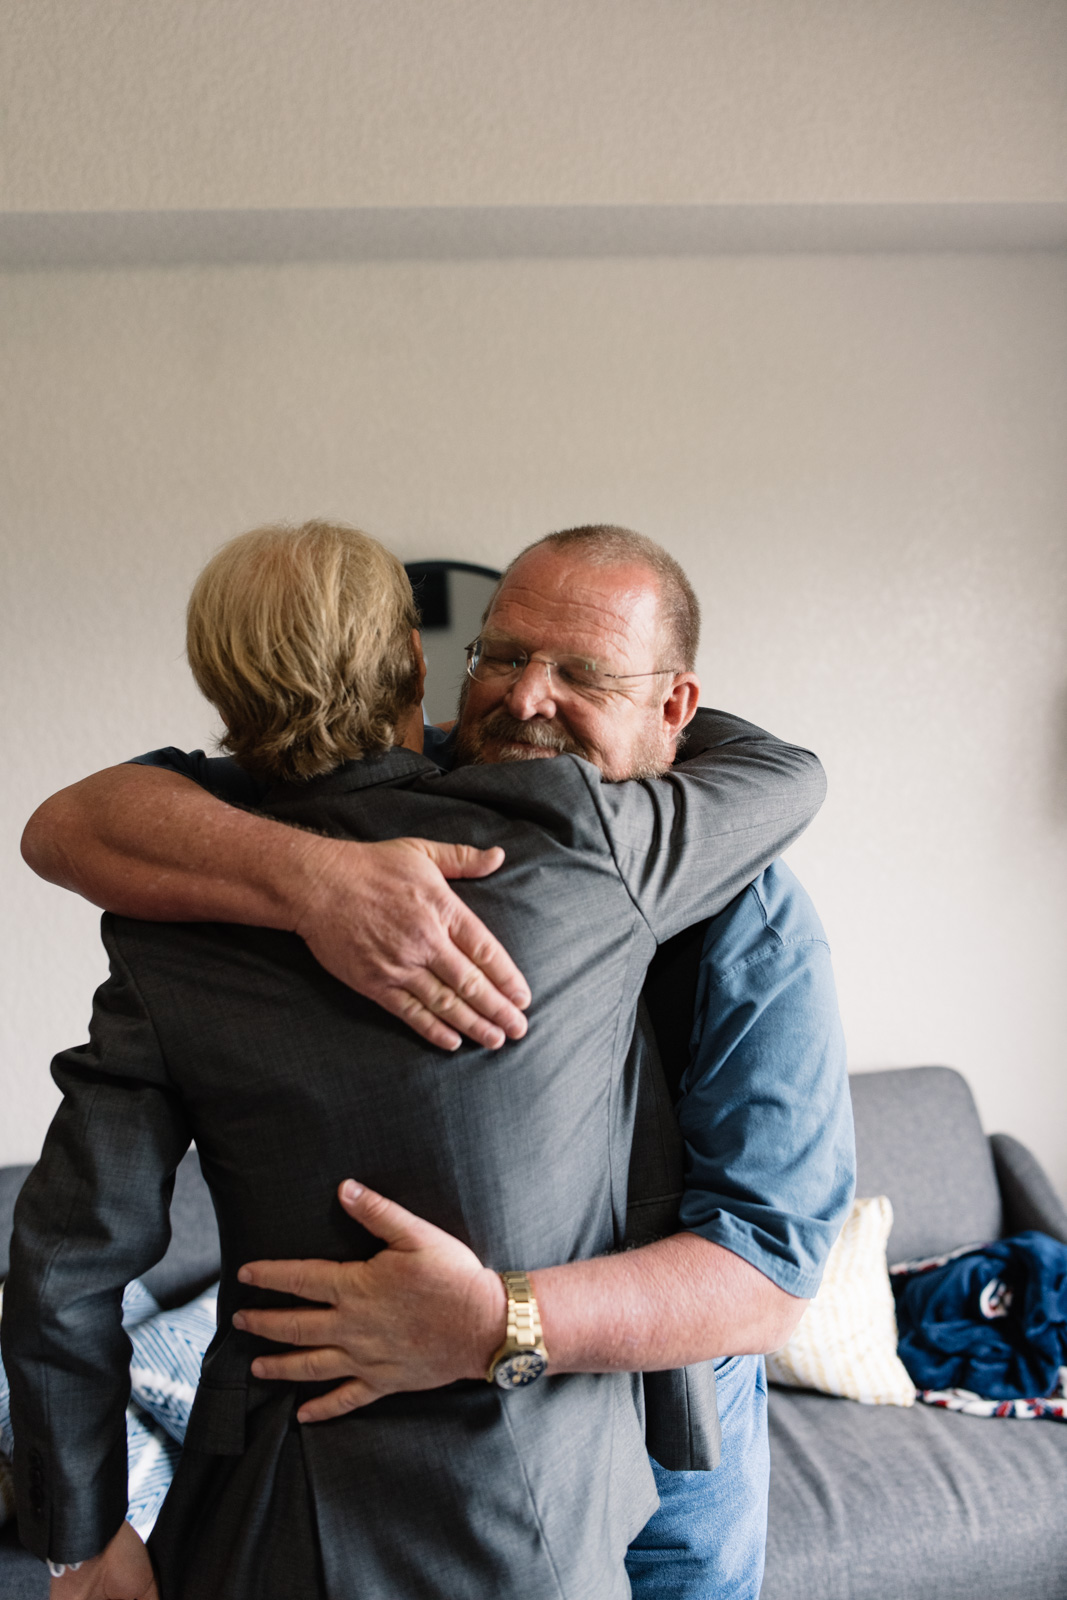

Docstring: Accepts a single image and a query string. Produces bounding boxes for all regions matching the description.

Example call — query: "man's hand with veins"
[235,1181,808,1417]
[21,765,531,1051]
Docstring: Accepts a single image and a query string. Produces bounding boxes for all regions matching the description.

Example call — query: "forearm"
[529,1233,807,1374]
[21,765,317,927]
[237,1187,809,1418]
[22,765,530,1048]
[3,978,189,1565]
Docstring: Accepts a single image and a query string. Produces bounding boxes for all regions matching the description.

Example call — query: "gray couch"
[762,1067,1067,1600]
[3,1066,1066,1597]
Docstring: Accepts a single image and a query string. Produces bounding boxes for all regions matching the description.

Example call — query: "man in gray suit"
[5,521,825,1598]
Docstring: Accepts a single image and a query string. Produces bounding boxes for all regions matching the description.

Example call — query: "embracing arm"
[595,707,828,941]
[1,923,191,1571]
[21,763,530,1050]
[235,1181,807,1420]
[531,1232,803,1371]
[236,874,854,1415]
[533,876,853,1382]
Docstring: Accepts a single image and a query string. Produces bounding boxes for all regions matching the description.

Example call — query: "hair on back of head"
[186,520,420,782]
[501,524,700,670]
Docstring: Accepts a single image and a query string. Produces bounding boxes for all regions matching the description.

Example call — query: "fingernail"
[251,1360,265,1377]
[488,1029,506,1049]
[237,1266,253,1284]
[341,1180,364,1204]
[506,1019,527,1040]
[233,1312,247,1329]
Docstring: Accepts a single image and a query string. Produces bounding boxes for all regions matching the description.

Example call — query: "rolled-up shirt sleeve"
[674,860,855,1300]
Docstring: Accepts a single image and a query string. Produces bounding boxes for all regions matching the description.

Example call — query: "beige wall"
[3,251,1066,1189]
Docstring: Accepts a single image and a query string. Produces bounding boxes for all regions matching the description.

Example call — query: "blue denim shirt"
[130,740,854,1296]
[675,860,854,1298]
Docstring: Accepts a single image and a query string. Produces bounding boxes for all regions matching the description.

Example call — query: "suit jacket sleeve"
[1,917,192,1566]
[581,707,827,941]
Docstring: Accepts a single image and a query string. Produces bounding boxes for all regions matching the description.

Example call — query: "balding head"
[497,524,700,672]
[454,532,701,781]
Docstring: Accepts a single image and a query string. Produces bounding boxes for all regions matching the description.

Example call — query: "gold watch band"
[486,1270,549,1385]
[499,1270,545,1352]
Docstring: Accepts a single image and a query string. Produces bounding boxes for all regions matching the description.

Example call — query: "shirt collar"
[262,746,438,806]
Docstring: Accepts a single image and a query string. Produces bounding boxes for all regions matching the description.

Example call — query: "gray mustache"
[479,710,585,757]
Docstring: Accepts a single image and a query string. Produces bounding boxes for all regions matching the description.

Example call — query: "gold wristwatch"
[486,1271,550,1389]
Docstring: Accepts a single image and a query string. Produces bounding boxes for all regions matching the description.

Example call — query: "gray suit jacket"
[3,710,824,1599]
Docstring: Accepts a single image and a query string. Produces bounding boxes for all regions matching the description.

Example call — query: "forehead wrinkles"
[487,566,660,667]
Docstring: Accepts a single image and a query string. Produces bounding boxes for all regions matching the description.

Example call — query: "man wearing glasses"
[21,525,853,1600]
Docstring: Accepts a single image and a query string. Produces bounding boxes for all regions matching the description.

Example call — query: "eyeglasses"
[464,638,681,698]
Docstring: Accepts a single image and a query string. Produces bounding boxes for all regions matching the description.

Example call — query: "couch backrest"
[3,1068,1006,1293]
[0,1149,221,1308]
[0,1164,32,1279]
[850,1066,1002,1264]
[139,1150,221,1307]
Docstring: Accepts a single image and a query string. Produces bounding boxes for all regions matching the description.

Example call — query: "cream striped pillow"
[765,1195,916,1406]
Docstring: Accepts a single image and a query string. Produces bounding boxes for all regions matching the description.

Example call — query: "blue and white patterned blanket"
[0,1278,219,1537]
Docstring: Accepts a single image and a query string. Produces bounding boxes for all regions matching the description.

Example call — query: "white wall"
[3,0,1066,1188]
[3,251,1066,1189]
[4,0,1065,211]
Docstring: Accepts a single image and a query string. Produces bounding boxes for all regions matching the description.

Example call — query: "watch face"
[492,1349,549,1389]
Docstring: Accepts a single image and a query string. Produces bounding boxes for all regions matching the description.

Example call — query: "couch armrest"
[990,1134,1067,1244]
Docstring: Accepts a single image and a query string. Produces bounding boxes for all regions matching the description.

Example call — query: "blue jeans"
[625,1356,769,1600]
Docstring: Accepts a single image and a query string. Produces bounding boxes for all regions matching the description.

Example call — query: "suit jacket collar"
[261,747,437,809]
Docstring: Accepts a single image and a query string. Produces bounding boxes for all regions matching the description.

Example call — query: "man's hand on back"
[236,1181,808,1419]
[235,1180,508,1417]
[21,766,530,1051]
[290,834,530,1050]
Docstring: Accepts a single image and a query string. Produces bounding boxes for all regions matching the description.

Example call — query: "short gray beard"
[616,745,672,782]
[453,705,588,766]
[453,688,672,782]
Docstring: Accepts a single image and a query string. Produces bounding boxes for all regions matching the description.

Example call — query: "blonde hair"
[186,520,420,782]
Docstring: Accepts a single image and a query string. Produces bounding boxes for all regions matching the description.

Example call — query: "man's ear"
[411,630,427,706]
[661,673,700,740]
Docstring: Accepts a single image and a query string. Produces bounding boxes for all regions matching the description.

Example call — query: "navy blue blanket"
[893,1231,1067,1399]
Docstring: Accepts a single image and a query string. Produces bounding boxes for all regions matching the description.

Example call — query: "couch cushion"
[850,1067,1002,1263]
[0,1524,47,1597]
[138,1150,220,1309]
[762,1386,1067,1600]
